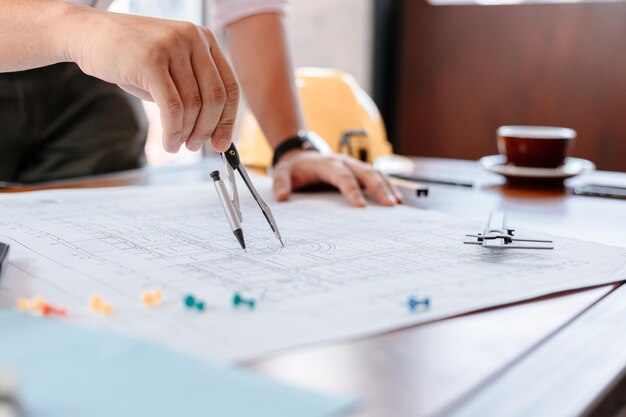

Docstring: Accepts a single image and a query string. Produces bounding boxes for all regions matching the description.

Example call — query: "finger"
[186,30,227,152]
[344,160,396,206]
[372,169,403,204]
[382,172,404,203]
[202,28,240,152]
[169,56,203,149]
[319,161,366,207]
[147,65,184,153]
[376,170,404,204]
[273,165,292,202]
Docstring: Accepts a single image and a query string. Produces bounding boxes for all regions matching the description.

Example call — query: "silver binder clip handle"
[464,211,554,250]
[221,154,243,223]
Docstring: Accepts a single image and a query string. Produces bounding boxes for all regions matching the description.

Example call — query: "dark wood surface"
[393,0,626,172]
[3,157,625,416]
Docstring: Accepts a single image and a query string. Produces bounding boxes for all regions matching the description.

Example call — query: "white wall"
[286,0,373,93]
[113,0,374,90]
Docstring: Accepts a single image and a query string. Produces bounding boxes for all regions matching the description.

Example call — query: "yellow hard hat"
[237,67,393,168]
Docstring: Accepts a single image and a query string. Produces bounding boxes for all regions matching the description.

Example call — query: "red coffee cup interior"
[497,126,576,168]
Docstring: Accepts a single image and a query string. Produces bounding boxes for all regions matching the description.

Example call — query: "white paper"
[1,177,625,362]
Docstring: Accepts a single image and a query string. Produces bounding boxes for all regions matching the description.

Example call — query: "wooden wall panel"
[395,0,626,172]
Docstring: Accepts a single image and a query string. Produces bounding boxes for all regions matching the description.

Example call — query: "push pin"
[90,295,112,315]
[141,290,163,307]
[232,292,256,310]
[183,294,205,311]
[407,296,431,312]
[40,303,67,317]
[17,296,45,312]
[16,297,66,317]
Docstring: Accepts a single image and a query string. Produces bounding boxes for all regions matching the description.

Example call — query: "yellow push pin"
[17,296,45,312]
[17,298,31,311]
[141,290,163,307]
[89,295,112,315]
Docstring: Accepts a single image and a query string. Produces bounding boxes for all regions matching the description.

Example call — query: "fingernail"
[166,143,181,154]
[358,196,366,206]
[215,136,230,152]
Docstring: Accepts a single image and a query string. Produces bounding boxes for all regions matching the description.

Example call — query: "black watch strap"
[272,131,319,167]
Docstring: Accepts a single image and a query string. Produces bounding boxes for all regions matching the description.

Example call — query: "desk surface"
[3,157,625,416]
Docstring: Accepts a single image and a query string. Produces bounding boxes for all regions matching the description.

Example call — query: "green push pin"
[184,294,205,311]
[232,292,256,310]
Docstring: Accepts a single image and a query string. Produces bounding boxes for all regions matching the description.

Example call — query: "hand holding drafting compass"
[210,143,284,251]
[464,212,554,250]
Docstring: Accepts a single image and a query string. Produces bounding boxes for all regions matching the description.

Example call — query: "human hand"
[272,150,403,207]
[64,8,239,153]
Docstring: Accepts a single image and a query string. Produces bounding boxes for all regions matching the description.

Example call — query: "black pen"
[572,184,626,200]
[211,171,246,250]
[0,243,10,281]
[390,173,474,188]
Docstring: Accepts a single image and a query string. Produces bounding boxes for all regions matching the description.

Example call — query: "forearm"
[0,0,85,72]
[224,13,304,149]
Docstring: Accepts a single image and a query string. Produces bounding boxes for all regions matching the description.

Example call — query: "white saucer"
[480,155,595,179]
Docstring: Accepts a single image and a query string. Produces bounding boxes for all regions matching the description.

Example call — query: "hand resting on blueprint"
[225,13,403,208]
[273,150,403,207]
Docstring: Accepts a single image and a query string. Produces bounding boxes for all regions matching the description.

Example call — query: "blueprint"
[1,176,625,362]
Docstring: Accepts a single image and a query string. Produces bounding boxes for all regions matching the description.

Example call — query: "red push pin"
[40,303,67,317]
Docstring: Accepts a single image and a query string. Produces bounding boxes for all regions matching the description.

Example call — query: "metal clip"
[464,212,554,250]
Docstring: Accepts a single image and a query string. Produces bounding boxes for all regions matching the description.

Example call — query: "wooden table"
[4,157,625,416]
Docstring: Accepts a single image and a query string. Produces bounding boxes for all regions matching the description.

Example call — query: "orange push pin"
[89,295,112,315]
[141,290,163,307]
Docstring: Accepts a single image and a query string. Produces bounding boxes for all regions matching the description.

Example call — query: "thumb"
[273,166,292,201]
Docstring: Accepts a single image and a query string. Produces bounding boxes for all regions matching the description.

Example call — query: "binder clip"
[340,130,370,162]
[464,212,554,250]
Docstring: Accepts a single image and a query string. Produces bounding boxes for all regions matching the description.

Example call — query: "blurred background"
[110,0,626,172]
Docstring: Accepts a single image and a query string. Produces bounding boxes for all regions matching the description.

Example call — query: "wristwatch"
[272,130,320,167]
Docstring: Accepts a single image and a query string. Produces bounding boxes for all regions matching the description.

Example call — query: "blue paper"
[0,311,357,417]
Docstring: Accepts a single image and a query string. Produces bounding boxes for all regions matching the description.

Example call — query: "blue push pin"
[183,294,205,311]
[232,292,256,310]
[407,296,430,312]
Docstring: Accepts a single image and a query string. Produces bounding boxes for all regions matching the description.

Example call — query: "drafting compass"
[464,212,554,250]
[212,143,284,250]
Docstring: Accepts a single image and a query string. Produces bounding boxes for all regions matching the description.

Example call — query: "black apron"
[0,63,147,183]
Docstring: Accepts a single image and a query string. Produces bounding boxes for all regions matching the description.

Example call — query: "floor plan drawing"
[1,178,625,362]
